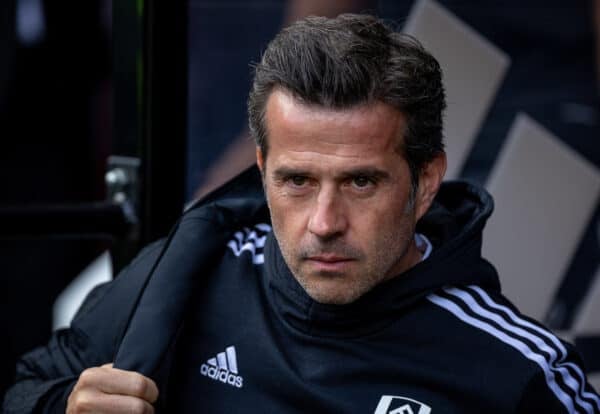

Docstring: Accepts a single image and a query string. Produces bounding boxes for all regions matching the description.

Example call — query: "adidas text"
[200,364,243,388]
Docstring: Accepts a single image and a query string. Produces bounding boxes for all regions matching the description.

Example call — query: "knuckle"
[68,392,92,413]
[77,367,98,387]
[130,398,148,414]
[77,394,93,411]
[132,375,148,396]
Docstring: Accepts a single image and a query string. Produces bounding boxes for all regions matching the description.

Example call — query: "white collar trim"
[415,233,433,261]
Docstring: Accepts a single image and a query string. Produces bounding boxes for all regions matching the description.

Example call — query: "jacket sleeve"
[2,240,165,414]
[2,325,100,413]
[516,341,600,413]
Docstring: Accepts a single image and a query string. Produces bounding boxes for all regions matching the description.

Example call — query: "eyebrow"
[271,166,390,181]
[340,167,390,181]
[272,167,310,181]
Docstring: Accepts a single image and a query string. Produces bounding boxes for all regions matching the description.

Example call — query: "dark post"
[140,0,188,243]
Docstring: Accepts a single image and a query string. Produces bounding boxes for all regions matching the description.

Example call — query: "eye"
[352,175,375,189]
[289,175,308,187]
[352,175,372,188]
[282,175,313,196]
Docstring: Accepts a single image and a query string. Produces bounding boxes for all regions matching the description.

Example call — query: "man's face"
[258,90,436,305]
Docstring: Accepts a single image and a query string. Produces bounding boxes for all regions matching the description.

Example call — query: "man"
[4,14,599,413]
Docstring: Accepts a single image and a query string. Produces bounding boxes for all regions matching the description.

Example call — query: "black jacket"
[3,166,599,413]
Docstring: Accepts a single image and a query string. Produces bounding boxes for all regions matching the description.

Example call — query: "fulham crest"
[374,395,432,414]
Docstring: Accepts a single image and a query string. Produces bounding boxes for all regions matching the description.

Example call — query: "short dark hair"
[248,13,446,188]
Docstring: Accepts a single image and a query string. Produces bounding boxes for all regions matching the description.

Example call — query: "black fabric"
[576,336,600,373]
[3,166,598,413]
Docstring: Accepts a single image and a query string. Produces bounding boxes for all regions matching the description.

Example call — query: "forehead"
[264,89,407,159]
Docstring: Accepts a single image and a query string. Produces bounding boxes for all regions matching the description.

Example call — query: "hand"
[67,363,159,413]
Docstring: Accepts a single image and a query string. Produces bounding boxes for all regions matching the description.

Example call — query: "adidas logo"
[200,346,244,388]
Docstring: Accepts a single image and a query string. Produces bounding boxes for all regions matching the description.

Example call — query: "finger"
[69,389,154,414]
[97,392,155,414]
[101,367,159,403]
[78,366,159,403]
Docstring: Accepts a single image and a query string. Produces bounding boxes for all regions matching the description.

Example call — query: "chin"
[303,284,364,305]
[292,268,372,305]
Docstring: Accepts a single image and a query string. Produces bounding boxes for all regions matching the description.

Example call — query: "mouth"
[307,254,352,262]
[305,255,355,273]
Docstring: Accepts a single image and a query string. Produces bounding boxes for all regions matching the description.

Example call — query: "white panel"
[552,330,574,344]
[589,373,600,394]
[572,267,600,335]
[404,0,510,179]
[52,251,113,331]
[484,114,600,319]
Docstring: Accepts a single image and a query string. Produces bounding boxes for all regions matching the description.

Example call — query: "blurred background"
[0,0,598,399]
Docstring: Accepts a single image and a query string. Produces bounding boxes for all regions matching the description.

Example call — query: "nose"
[307,187,347,239]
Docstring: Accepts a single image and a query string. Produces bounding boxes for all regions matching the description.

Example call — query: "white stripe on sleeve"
[428,293,581,413]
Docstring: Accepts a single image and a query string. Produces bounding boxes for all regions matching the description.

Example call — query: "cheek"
[267,193,306,238]
[351,196,413,240]
[359,193,407,223]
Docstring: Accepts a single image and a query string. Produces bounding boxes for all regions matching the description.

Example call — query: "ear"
[256,146,265,173]
[414,152,447,220]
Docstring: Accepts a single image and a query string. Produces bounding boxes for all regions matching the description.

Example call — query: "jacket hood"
[413,180,500,293]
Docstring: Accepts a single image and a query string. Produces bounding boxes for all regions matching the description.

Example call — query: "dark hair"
[248,14,446,188]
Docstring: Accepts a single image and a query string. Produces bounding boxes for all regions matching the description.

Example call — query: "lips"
[307,255,352,263]
[305,255,355,273]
